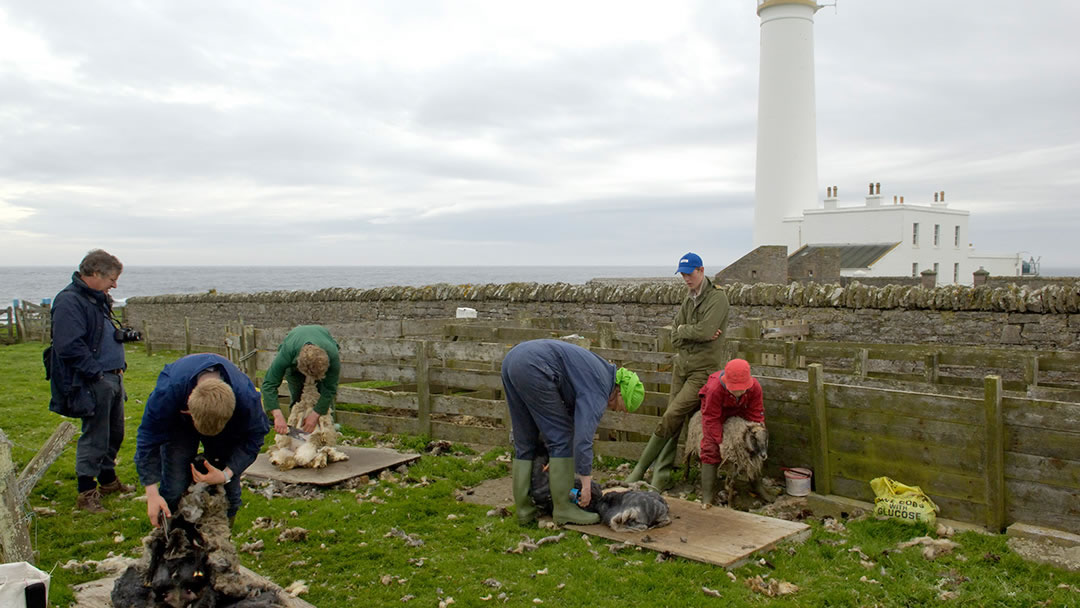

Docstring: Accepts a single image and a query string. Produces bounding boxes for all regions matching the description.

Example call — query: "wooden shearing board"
[243,446,420,486]
[462,477,809,569]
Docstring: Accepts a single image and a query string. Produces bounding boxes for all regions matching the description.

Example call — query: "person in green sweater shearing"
[261,325,341,434]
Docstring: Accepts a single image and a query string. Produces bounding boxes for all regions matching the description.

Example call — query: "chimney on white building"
[932,190,947,207]
[824,185,838,209]
[866,181,882,208]
[754,0,821,251]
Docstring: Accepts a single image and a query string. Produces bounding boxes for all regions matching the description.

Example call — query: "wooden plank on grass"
[244,446,420,486]
[566,494,810,570]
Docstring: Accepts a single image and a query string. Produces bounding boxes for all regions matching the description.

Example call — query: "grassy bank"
[2,342,1078,607]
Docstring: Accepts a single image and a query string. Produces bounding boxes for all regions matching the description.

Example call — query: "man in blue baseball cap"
[626,252,730,490]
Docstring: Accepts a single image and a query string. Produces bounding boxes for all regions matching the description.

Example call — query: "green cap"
[615,368,645,412]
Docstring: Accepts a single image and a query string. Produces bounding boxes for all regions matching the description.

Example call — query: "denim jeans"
[75,372,125,480]
[156,425,243,518]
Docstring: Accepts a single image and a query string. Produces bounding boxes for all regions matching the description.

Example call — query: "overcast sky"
[2,1,1078,269]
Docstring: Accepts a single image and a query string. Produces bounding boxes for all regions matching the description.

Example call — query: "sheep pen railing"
[233,321,1079,536]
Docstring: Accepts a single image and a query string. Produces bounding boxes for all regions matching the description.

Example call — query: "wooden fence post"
[243,325,258,384]
[983,375,1005,533]
[784,341,798,369]
[17,422,76,503]
[1023,355,1039,388]
[745,319,762,365]
[924,352,939,384]
[808,363,831,495]
[853,348,869,380]
[4,306,12,341]
[0,429,34,563]
[142,320,153,357]
[598,322,616,349]
[185,317,192,355]
[416,341,431,438]
[14,306,25,344]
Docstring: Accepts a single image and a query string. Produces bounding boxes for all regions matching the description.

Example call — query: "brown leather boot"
[99,479,135,495]
[76,488,106,513]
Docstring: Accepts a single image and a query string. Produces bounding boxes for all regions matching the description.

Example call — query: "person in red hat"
[698,358,769,504]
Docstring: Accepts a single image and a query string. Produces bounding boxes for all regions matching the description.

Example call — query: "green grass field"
[2,342,1078,607]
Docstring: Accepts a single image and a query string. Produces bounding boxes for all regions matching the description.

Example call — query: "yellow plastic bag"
[870,477,940,526]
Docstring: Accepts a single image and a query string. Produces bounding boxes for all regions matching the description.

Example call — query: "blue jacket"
[135,353,269,487]
[46,272,118,418]
[504,339,616,476]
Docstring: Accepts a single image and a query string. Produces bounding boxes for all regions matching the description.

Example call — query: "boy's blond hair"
[297,344,330,380]
[187,378,235,436]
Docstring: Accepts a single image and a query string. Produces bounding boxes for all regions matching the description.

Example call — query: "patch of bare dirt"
[1007,537,1080,572]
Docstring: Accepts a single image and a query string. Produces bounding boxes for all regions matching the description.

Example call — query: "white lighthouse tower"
[754,0,821,251]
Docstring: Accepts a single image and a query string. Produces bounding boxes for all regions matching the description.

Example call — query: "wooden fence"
[0,307,14,344]
[234,320,1078,535]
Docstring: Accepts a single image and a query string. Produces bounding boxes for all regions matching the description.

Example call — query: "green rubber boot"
[700,463,718,506]
[625,433,668,483]
[548,458,600,525]
[649,436,679,491]
[512,459,538,526]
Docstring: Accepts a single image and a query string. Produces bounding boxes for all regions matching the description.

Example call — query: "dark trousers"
[75,373,125,480]
[155,426,243,518]
[502,361,572,462]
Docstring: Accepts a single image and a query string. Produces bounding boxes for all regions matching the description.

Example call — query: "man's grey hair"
[79,249,123,277]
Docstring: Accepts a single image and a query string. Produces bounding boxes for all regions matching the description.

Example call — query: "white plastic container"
[783,467,812,496]
[0,561,50,608]
[455,307,477,319]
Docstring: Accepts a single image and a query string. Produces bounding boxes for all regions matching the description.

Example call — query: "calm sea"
[0,266,673,309]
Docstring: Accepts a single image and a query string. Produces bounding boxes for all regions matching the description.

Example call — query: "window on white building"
[953,263,959,283]
[934,262,939,275]
[934,224,940,246]
[954,226,960,247]
[912,262,918,277]
[913,223,920,245]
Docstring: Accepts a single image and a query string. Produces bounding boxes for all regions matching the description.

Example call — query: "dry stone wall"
[124,280,1080,351]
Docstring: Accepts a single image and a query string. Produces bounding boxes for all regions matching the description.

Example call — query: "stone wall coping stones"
[126,280,1080,314]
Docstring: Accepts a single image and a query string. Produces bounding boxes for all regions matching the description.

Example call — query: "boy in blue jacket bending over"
[135,353,269,528]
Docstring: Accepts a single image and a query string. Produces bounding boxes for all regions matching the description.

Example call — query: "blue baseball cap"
[675,252,703,274]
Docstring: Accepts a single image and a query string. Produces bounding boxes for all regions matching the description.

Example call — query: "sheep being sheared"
[529,446,670,532]
[267,345,348,471]
[686,410,774,505]
[111,484,288,607]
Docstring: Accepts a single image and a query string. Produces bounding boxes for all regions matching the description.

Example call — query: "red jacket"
[699,371,765,446]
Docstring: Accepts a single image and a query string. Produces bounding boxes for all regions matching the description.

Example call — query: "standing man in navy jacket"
[135,353,269,527]
[47,249,135,513]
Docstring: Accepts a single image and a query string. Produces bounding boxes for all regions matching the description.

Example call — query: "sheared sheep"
[267,374,348,471]
[685,410,774,505]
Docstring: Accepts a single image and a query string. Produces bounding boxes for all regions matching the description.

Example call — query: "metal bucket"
[783,467,812,496]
